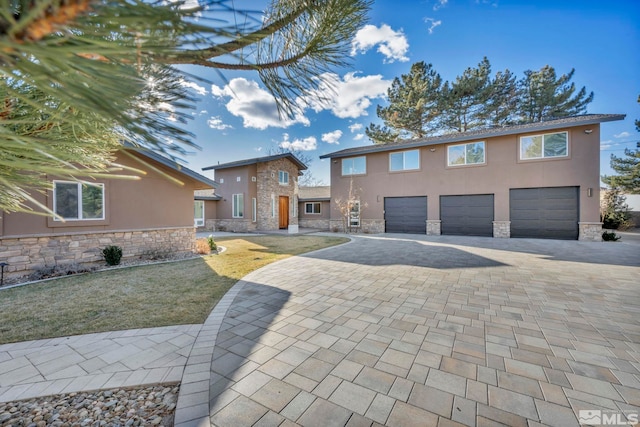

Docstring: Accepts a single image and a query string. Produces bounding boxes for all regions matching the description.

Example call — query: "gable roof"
[299,186,331,201]
[202,153,308,171]
[124,145,218,189]
[194,189,222,201]
[320,114,626,159]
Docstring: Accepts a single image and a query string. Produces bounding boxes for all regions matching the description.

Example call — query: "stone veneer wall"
[329,219,385,234]
[578,222,603,241]
[256,159,300,231]
[207,219,256,233]
[298,219,330,230]
[493,221,510,238]
[0,227,195,280]
[426,220,441,236]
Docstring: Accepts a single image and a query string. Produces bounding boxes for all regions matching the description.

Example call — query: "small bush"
[195,239,210,254]
[602,230,621,242]
[141,248,173,261]
[207,235,217,251]
[102,245,123,266]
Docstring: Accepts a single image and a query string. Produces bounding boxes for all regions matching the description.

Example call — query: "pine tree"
[440,57,493,133]
[481,69,519,127]
[0,0,371,213]
[365,62,443,143]
[517,65,594,122]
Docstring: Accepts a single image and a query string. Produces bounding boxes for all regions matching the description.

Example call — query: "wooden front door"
[279,196,289,229]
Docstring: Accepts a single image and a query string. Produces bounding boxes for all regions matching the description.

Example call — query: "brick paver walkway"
[175,234,640,427]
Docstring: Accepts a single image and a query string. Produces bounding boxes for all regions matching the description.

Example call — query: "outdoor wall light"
[429,148,436,152]
[587,188,593,197]
[584,129,593,134]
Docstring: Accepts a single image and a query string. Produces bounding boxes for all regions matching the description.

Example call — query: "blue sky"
[176,0,639,184]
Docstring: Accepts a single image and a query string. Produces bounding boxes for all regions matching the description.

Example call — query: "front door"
[279,196,289,229]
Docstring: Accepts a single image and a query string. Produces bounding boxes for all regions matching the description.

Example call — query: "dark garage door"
[440,194,494,237]
[384,196,427,234]
[510,187,579,240]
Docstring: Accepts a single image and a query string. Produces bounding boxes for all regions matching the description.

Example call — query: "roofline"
[299,198,331,202]
[123,144,218,189]
[194,195,222,201]
[320,114,626,159]
[203,153,308,171]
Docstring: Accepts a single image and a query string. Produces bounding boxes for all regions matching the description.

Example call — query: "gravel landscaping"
[0,384,178,427]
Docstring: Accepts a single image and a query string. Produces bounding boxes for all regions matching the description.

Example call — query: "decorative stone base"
[209,219,256,233]
[328,219,384,234]
[426,220,441,236]
[493,221,511,238]
[298,219,330,230]
[579,222,603,241]
[0,227,195,280]
[288,225,299,234]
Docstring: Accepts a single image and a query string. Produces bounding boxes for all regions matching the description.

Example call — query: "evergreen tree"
[481,69,519,127]
[0,0,371,213]
[440,57,492,132]
[365,62,443,143]
[518,65,594,122]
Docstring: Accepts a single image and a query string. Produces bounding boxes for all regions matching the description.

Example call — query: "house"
[0,146,216,280]
[201,153,307,232]
[298,186,331,230]
[320,114,625,241]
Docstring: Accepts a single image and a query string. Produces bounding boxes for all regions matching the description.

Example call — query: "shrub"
[141,248,173,260]
[195,239,210,254]
[207,235,217,251]
[102,245,123,266]
[602,230,621,242]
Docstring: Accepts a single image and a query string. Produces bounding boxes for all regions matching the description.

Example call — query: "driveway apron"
[175,235,640,427]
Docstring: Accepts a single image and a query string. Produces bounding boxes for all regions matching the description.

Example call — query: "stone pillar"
[426,220,441,236]
[493,221,511,238]
[579,222,603,241]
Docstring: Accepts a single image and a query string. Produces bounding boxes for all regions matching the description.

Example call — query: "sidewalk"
[0,325,200,403]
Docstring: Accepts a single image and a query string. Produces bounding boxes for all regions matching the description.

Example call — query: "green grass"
[0,235,348,345]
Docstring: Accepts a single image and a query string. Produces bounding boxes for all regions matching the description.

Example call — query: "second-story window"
[520,131,568,160]
[390,150,420,171]
[447,141,486,166]
[342,156,366,176]
[278,170,289,185]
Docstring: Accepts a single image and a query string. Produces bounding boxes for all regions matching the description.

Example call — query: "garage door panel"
[510,187,578,240]
[384,196,427,234]
[441,195,494,237]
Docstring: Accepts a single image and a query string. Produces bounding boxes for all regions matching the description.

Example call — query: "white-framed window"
[520,131,568,160]
[53,181,104,221]
[305,202,321,214]
[194,200,204,227]
[271,194,276,217]
[278,170,289,185]
[236,176,241,182]
[349,200,361,227]
[219,178,224,184]
[252,198,257,222]
[342,156,366,176]
[232,193,244,218]
[390,150,420,171]
[447,141,486,166]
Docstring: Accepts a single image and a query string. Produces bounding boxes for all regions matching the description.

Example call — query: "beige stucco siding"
[213,164,257,221]
[330,125,601,224]
[1,150,203,238]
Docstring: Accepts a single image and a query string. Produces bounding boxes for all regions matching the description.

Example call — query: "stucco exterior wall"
[298,200,330,229]
[328,125,602,237]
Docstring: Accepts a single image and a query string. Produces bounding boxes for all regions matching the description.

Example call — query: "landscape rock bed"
[0,384,178,427]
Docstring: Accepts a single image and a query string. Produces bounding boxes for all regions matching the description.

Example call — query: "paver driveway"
[177,234,640,427]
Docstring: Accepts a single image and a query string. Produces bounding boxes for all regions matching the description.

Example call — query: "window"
[293,196,297,217]
[53,181,104,220]
[271,194,276,217]
[390,150,420,171]
[447,141,485,166]
[342,157,366,176]
[349,201,361,227]
[219,178,224,184]
[194,200,204,227]
[305,202,321,214]
[252,198,257,222]
[232,194,244,218]
[520,131,568,160]
[236,176,241,182]
[278,170,289,185]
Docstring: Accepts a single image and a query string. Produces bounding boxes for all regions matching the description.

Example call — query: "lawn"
[0,235,348,345]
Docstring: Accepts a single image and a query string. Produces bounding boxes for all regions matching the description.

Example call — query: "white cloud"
[351,24,409,63]
[354,133,365,141]
[349,123,363,133]
[210,78,309,129]
[207,116,233,130]
[322,130,343,144]
[307,72,391,119]
[614,131,630,138]
[424,17,442,34]
[254,147,263,152]
[278,133,317,151]
[180,80,208,96]
[199,110,208,115]
[433,0,448,10]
